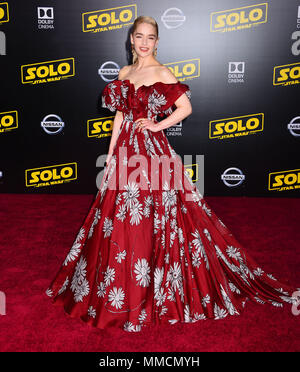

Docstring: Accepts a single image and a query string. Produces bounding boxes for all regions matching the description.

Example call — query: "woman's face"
[131,22,158,57]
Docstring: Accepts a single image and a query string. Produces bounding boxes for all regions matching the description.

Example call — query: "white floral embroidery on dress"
[103,217,113,238]
[214,303,228,319]
[88,208,101,239]
[129,201,143,226]
[58,277,69,295]
[147,89,167,114]
[104,266,115,286]
[115,250,126,263]
[108,287,125,309]
[45,288,53,297]
[70,256,90,303]
[88,306,96,318]
[191,229,209,270]
[63,227,85,266]
[134,258,151,287]
[123,308,148,332]
[123,181,140,210]
[202,294,210,308]
[97,282,106,298]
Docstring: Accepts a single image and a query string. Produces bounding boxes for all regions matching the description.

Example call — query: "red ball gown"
[46,78,299,332]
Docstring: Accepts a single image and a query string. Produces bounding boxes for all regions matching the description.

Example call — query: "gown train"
[46,78,299,332]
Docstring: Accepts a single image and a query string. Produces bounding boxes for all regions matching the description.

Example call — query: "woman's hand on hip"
[135,118,161,133]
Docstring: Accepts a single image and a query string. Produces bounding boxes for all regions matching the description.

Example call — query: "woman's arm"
[157,94,192,131]
[105,67,128,165]
[135,66,192,133]
[156,67,192,131]
[105,109,123,165]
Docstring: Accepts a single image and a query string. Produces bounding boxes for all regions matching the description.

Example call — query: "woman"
[46,16,298,332]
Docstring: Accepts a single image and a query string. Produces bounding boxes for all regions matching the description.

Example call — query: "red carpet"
[0,194,299,352]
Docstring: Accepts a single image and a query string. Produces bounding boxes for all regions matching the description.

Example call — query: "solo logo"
[269,168,300,191]
[0,111,18,133]
[209,113,264,140]
[87,117,113,138]
[25,163,77,188]
[0,2,9,24]
[273,62,300,86]
[21,58,75,85]
[210,3,268,33]
[82,4,136,33]
[164,58,200,81]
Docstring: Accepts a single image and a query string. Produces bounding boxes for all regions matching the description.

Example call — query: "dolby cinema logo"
[221,167,245,187]
[287,116,300,137]
[228,62,245,84]
[161,8,186,29]
[166,121,183,137]
[98,61,120,82]
[41,114,64,135]
[37,7,54,29]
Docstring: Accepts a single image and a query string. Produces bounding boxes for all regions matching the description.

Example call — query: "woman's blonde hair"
[130,16,159,64]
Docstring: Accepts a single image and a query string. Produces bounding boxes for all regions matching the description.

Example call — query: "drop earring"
[131,43,137,63]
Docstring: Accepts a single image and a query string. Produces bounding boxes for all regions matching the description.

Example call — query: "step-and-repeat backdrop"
[0,0,299,196]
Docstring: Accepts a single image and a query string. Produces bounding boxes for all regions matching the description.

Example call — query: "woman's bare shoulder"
[118,65,131,80]
[157,65,178,84]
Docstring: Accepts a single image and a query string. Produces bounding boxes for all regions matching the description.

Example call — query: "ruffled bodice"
[101,79,192,122]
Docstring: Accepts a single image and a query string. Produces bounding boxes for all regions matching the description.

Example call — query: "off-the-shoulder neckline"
[115,78,181,93]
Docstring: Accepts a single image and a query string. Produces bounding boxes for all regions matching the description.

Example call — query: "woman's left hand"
[135,118,161,133]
